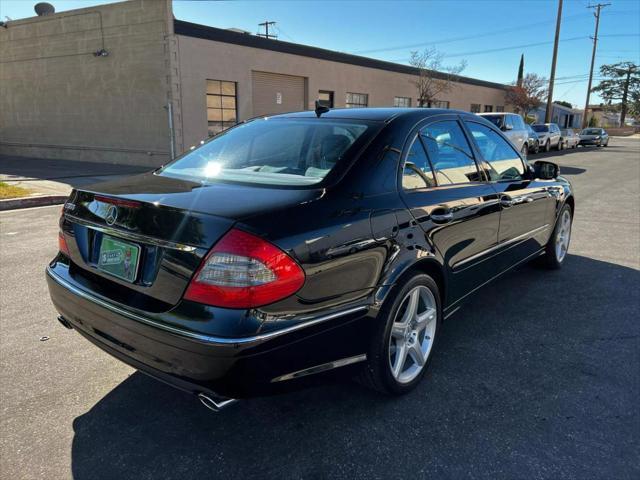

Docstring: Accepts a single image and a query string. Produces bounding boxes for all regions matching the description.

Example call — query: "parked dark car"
[525,123,540,154]
[579,127,609,147]
[47,108,574,411]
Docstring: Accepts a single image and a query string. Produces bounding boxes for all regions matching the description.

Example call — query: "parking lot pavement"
[1,138,638,480]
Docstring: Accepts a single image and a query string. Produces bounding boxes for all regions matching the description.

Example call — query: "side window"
[402,136,435,190]
[420,120,481,185]
[504,115,513,129]
[512,115,524,129]
[465,122,525,181]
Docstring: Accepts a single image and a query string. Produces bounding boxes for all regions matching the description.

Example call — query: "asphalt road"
[1,138,639,480]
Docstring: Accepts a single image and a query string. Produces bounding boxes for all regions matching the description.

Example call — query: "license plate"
[98,235,140,283]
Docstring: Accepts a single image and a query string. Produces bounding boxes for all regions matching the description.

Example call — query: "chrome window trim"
[65,214,198,252]
[46,266,368,345]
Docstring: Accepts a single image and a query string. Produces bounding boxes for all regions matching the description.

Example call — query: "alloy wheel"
[388,286,437,384]
[555,209,572,262]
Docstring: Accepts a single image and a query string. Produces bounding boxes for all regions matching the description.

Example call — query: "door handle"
[431,212,453,223]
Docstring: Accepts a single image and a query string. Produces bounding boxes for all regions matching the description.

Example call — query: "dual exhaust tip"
[197,393,237,412]
[58,316,236,413]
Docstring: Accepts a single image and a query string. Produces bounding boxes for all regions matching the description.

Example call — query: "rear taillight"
[58,231,70,256]
[184,228,305,308]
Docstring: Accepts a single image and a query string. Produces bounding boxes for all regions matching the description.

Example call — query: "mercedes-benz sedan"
[47,108,574,410]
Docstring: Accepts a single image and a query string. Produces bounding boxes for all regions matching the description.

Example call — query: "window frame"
[206,79,238,137]
[398,116,487,192]
[345,92,369,108]
[470,103,481,113]
[462,119,528,184]
[401,134,437,191]
[394,96,412,108]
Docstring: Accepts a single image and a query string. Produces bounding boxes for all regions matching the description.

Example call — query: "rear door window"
[420,120,481,185]
[464,121,525,181]
[402,136,435,189]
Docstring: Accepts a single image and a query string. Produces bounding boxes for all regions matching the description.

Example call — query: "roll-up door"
[252,71,306,116]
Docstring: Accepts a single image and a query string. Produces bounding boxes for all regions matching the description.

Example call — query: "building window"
[470,103,481,113]
[394,96,411,107]
[484,105,493,112]
[207,79,237,136]
[420,99,449,108]
[318,90,334,108]
[346,92,368,108]
[495,105,505,112]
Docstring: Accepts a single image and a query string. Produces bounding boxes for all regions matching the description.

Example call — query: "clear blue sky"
[3,0,639,106]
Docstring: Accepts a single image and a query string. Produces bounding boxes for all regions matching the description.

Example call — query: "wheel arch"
[378,257,447,311]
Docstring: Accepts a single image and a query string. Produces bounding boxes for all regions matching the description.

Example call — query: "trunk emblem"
[105,205,118,226]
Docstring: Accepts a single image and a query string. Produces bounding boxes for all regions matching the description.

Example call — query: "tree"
[554,100,573,109]
[505,73,548,117]
[409,48,466,107]
[592,62,639,126]
[517,54,524,87]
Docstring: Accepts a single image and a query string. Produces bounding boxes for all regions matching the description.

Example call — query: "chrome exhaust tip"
[197,392,237,412]
[57,315,73,330]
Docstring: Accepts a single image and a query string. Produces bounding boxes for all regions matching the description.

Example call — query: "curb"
[0,195,68,211]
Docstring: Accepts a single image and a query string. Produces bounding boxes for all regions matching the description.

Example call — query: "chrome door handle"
[431,212,453,223]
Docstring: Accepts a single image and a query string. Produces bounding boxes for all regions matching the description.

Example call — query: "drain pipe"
[165,102,176,160]
[197,393,238,412]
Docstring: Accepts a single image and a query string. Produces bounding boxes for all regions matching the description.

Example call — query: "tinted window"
[532,125,548,132]
[582,128,602,135]
[465,122,525,181]
[420,121,480,185]
[402,137,435,190]
[160,118,371,186]
[483,115,504,128]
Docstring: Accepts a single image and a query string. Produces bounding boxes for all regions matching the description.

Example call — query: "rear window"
[482,115,504,128]
[532,125,549,132]
[159,118,373,186]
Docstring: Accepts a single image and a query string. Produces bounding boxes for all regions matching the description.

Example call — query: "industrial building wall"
[0,0,174,166]
[175,34,508,150]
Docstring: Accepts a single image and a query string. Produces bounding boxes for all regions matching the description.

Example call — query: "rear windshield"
[532,125,549,132]
[482,115,504,128]
[159,118,373,186]
[581,128,601,135]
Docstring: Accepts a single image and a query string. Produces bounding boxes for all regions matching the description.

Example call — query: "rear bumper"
[46,265,372,398]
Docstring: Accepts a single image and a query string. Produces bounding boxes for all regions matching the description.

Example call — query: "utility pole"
[257,21,277,40]
[545,0,563,123]
[582,3,610,128]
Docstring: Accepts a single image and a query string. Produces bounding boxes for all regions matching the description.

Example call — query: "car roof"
[271,107,472,122]
[477,112,513,116]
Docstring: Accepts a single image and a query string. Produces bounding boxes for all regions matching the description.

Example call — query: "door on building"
[252,71,307,117]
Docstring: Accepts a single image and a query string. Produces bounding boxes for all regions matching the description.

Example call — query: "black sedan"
[47,108,574,411]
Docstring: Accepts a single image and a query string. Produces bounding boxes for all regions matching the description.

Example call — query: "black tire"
[557,140,564,151]
[534,143,540,154]
[545,140,551,152]
[603,141,609,147]
[359,273,442,395]
[542,204,573,270]
[520,143,528,160]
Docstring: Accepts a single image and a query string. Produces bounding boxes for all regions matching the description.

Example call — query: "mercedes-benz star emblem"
[105,205,118,226]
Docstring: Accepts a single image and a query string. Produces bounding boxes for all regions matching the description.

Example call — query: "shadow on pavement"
[70,254,640,479]
[0,155,150,187]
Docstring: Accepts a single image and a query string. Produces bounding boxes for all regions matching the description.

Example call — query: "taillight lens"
[58,231,70,256]
[184,228,305,308]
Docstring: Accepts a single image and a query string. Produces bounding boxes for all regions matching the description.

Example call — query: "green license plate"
[98,235,140,283]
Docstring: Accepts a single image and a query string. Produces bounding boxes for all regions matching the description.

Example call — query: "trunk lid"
[62,173,321,308]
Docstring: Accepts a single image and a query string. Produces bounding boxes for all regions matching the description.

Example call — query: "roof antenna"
[314,100,330,118]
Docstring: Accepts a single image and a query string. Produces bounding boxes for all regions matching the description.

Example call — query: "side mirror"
[534,160,560,180]
[502,124,513,131]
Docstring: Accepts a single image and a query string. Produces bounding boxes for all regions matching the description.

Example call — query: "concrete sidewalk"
[0,155,152,209]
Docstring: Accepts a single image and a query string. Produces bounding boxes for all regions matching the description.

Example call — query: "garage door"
[252,71,306,117]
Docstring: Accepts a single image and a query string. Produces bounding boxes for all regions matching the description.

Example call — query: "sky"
[2,0,639,106]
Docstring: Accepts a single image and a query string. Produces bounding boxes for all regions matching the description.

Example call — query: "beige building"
[0,0,509,167]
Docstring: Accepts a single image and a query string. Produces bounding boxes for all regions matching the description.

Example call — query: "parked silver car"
[477,112,529,157]
[561,128,580,149]
[532,123,562,151]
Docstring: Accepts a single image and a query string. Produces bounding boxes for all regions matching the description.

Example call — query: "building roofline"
[174,19,510,91]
